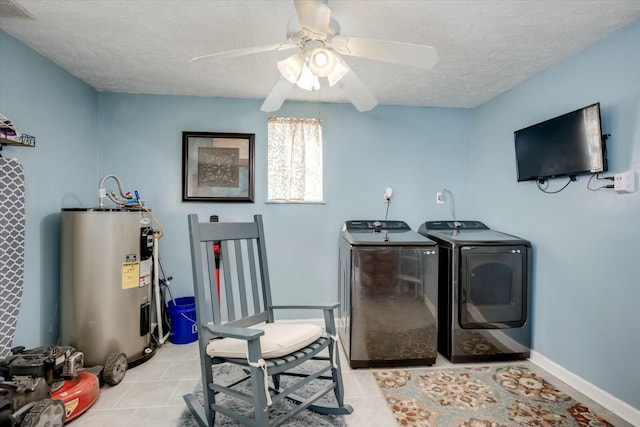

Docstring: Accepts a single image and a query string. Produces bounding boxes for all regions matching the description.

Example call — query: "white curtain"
[268,117,323,202]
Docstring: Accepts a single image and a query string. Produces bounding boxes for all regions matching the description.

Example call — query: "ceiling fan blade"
[337,68,378,112]
[261,75,295,112]
[190,41,298,63]
[294,0,331,39]
[331,36,438,69]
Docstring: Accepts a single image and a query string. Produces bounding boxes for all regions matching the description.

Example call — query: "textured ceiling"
[1,0,640,109]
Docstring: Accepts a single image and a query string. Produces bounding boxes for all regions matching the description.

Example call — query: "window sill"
[265,200,326,205]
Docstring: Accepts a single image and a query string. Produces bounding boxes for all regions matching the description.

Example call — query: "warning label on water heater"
[122,262,139,289]
[121,260,152,289]
[139,259,152,287]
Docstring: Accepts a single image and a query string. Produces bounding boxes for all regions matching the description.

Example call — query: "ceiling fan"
[190,0,438,112]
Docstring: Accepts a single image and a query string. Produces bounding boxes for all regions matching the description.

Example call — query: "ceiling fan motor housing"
[286,15,341,45]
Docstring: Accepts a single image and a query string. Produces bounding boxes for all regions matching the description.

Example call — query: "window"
[267,116,323,202]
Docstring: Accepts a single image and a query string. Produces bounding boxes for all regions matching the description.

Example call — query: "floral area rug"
[374,365,615,427]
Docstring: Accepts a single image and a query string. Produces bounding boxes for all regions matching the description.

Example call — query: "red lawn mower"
[0,346,100,427]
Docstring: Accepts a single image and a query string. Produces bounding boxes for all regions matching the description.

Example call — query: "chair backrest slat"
[220,240,237,322]
[234,239,249,318]
[247,241,261,313]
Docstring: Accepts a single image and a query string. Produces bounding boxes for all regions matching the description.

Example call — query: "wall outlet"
[436,191,445,204]
[614,170,635,194]
[384,187,393,202]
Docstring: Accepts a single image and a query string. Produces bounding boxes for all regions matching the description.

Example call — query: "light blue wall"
[471,21,640,409]
[0,31,98,346]
[96,93,473,308]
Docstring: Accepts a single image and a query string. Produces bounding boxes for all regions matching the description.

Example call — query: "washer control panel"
[422,221,489,230]
[345,220,411,231]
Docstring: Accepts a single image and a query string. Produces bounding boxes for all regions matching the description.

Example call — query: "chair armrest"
[270,304,341,335]
[202,323,265,340]
[270,303,340,311]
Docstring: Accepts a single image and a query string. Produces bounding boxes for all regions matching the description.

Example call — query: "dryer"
[339,220,438,368]
[418,220,531,363]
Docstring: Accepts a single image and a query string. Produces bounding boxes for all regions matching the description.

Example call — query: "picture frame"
[182,131,255,202]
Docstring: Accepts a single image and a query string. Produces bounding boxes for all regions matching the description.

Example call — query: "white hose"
[153,236,169,344]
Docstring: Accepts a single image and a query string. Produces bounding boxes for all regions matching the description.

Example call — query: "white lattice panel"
[0,157,25,357]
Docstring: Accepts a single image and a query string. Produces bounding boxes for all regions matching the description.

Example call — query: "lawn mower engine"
[0,346,100,427]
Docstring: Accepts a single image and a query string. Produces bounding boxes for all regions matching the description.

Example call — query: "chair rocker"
[185,214,353,427]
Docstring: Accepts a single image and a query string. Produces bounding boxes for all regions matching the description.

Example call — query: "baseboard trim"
[529,350,640,426]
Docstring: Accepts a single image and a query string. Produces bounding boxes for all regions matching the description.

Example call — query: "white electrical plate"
[384,187,393,202]
[614,170,635,194]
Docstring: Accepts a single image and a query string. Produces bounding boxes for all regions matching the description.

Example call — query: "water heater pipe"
[98,174,131,208]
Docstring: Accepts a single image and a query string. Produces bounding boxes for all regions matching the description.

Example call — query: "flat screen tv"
[514,103,607,182]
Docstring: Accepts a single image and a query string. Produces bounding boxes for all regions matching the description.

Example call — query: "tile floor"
[68,339,633,427]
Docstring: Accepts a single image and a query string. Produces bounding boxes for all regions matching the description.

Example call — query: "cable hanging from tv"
[535,176,576,194]
[536,170,615,194]
[587,172,615,191]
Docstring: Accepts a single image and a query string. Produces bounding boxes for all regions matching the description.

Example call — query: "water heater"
[60,208,154,369]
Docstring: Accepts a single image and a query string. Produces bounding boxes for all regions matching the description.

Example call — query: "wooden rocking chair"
[184,214,353,427]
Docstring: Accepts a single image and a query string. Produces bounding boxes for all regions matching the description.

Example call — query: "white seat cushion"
[206,322,323,359]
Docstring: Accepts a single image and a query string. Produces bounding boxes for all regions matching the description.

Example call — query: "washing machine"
[418,220,531,363]
[338,220,438,368]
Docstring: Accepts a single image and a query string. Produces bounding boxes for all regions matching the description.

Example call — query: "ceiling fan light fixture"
[326,55,350,86]
[296,64,320,91]
[308,47,337,78]
[277,53,306,84]
[313,50,328,67]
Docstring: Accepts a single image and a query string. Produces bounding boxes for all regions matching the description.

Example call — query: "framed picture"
[182,131,255,202]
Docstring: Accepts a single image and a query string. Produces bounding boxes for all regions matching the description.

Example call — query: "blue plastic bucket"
[167,296,198,344]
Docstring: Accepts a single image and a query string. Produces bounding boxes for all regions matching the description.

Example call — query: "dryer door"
[459,245,528,329]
